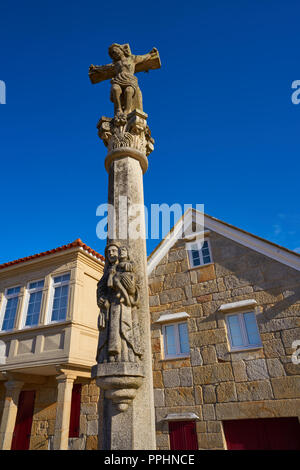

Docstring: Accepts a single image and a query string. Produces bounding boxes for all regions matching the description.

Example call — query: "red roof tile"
[0,239,104,270]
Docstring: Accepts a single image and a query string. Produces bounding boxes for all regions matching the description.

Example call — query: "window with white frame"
[0,286,21,331]
[23,280,44,327]
[186,239,212,268]
[49,273,70,323]
[162,322,190,358]
[225,311,262,351]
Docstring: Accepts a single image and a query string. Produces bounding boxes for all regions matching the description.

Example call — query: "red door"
[223,417,300,450]
[11,390,35,450]
[169,421,198,450]
[69,384,82,438]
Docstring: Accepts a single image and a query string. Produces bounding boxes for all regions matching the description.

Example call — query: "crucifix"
[89,43,161,118]
[90,43,161,450]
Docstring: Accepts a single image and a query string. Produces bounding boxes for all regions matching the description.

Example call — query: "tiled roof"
[0,239,104,270]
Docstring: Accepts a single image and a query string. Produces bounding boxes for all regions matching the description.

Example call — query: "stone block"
[165,388,195,407]
[232,286,254,297]
[149,295,160,307]
[203,385,216,404]
[207,421,222,433]
[230,348,264,361]
[86,435,98,450]
[271,376,300,398]
[216,399,300,420]
[266,359,286,378]
[216,278,226,292]
[259,318,298,334]
[159,288,185,305]
[193,363,234,385]
[30,436,48,450]
[201,345,218,364]
[253,290,283,305]
[284,363,300,375]
[194,328,226,347]
[232,360,248,382]
[263,339,285,358]
[88,384,99,396]
[189,270,198,284]
[163,272,190,290]
[154,389,165,407]
[68,437,86,450]
[281,328,300,349]
[202,300,223,316]
[196,421,206,433]
[190,348,203,366]
[153,371,163,388]
[216,381,237,403]
[195,386,203,405]
[191,280,218,297]
[156,262,178,276]
[87,419,98,436]
[236,380,273,401]
[215,342,231,362]
[162,369,180,388]
[185,303,203,317]
[245,359,269,380]
[34,404,56,421]
[223,268,263,289]
[179,367,193,387]
[196,319,217,331]
[202,404,216,420]
[168,248,187,263]
[156,433,169,448]
[198,432,225,449]
[81,403,98,415]
[149,278,164,295]
[197,264,216,282]
[152,338,161,353]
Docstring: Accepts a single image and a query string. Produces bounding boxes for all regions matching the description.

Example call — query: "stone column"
[92,110,156,449]
[53,371,77,450]
[0,380,24,450]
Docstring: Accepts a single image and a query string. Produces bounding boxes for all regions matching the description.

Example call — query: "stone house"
[0,211,300,450]
[148,210,300,450]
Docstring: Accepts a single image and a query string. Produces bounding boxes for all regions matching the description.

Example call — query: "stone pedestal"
[92,109,156,450]
[0,380,24,450]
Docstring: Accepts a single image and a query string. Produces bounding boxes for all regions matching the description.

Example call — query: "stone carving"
[96,242,142,364]
[97,110,154,158]
[89,43,161,118]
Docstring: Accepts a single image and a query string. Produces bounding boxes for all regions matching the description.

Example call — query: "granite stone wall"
[149,231,300,449]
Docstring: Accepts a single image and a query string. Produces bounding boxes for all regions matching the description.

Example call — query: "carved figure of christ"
[89,43,161,116]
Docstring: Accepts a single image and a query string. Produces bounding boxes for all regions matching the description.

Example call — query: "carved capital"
[97,109,154,171]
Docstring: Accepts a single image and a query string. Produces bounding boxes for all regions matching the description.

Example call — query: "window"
[186,239,212,268]
[24,280,44,327]
[49,273,70,323]
[226,311,262,351]
[0,286,21,331]
[162,322,190,358]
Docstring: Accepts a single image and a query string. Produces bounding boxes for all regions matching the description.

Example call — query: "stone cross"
[89,43,161,117]
[90,43,161,450]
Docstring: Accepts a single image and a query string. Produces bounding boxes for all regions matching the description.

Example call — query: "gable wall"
[149,231,300,449]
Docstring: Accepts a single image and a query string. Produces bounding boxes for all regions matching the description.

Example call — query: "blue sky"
[0,0,299,262]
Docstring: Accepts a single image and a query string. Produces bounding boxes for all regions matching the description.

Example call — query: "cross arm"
[134,48,161,74]
[89,63,116,84]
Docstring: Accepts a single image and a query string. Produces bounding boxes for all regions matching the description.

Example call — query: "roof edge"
[0,239,105,271]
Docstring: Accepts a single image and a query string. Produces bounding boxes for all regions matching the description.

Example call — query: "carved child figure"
[113,246,139,307]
